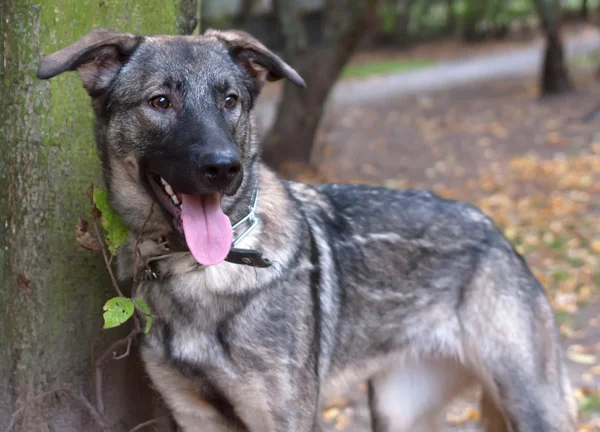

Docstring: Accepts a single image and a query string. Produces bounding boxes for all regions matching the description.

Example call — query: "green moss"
[36,0,180,345]
[0,0,182,406]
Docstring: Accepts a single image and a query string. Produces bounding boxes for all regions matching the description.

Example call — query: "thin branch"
[91,216,125,298]
[113,337,133,360]
[7,388,69,432]
[133,204,155,285]
[128,415,169,432]
[7,388,109,432]
[71,390,111,431]
[94,327,140,414]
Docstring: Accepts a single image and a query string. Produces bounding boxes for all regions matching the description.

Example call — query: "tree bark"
[232,0,257,31]
[535,0,574,96]
[0,1,185,431]
[262,0,381,170]
[581,0,589,20]
[395,0,418,45]
[445,0,456,34]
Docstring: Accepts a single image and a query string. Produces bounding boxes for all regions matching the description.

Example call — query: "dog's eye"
[224,94,237,110]
[149,96,172,110]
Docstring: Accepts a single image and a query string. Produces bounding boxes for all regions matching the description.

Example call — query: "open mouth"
[148,173,184,228]
[147,173,233,266]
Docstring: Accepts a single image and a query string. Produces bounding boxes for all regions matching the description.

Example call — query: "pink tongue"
[181,193,232,266]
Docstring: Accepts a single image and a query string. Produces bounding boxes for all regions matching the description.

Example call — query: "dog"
[37,28,577,432]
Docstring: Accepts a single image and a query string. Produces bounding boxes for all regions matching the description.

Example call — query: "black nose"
[199,152,241,190]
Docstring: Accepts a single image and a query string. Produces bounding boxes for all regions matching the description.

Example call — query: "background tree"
[261,0,382,170]
[581,0,589,20]
[0,1,197,430]
[535,0,574,95]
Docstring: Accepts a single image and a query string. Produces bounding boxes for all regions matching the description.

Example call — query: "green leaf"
[93,188,129,255]
[134,298,153,334]
[103,297,134,329]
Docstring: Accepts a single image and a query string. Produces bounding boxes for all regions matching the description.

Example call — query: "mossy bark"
[0,1,183,430]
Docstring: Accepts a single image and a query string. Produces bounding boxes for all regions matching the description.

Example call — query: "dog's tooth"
[164,184,174,196]
[171,195,180,205]
[160,177,167,185]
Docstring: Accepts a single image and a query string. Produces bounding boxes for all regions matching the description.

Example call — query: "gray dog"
[37,28,576,432]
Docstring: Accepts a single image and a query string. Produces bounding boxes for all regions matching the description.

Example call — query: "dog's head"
[37,28,304,266]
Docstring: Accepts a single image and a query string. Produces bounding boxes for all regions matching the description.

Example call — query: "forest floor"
[271,60,600,430]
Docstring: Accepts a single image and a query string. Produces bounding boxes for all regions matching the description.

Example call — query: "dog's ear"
[204,29,306,91]
[36,28,141,96]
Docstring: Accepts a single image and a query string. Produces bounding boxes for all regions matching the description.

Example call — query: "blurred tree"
[262,0,382,170]
[581,0,589,19]
[445,0,456,33]
[535,0,574,95]
[0,1,196,430]
[232,0,257,30]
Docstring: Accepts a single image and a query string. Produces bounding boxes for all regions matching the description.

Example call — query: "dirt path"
[254,26,600,136]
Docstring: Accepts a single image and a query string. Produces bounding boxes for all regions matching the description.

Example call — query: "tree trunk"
[445,0,456,34]
[262,0,381,170]
[535,0,574,96]
[395,0,418,45]
[581,0,589,20]
[0,1,187,431]
[232,0,257,31]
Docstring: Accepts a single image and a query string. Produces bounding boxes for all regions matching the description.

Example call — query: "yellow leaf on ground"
[446,406,481,424]
[567,345,598,365]
[567,351,598,365]
[323,407,340,422]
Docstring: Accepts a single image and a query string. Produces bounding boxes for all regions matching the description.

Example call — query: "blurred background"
[2,0,600,431]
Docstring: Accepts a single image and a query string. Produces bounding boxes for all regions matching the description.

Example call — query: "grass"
[555,311,571,325]
[341,59,434,79]
[580,393,600,413]
[570,52,600,69]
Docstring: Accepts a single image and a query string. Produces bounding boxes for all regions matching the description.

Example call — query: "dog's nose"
[200,152,242,189]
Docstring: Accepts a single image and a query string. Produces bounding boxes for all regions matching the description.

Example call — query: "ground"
[256,28,600,431]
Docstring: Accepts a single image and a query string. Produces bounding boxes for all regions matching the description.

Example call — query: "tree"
[0,1,195,430]
[535,0,574,95]
[262,0,381,170]
[581,0,589,20]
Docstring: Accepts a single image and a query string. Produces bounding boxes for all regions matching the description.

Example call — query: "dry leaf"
[75,217,102,251]
[567,350,598,366]
[446,406,481,424]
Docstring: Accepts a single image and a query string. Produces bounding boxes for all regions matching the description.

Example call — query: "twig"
[71,389,111,431]
[7,388,109,432]
[132,204,155,285]
[113,337,133,360]
[91,216,125,298]
[128,415,169,432]
[7,388,68,432]
[95,327,141,414]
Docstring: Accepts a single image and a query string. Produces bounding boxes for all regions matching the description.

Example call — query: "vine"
[9,185,163,431]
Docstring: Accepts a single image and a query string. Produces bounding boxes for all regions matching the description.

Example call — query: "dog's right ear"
[36,28,141,96]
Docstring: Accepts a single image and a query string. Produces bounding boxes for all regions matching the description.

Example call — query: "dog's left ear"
[205,29,306,91]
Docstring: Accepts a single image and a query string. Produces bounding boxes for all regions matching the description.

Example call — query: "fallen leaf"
[567,349,598,365]
[446,406,481,424]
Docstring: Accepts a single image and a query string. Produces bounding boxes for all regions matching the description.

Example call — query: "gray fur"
[38,28,577,432]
